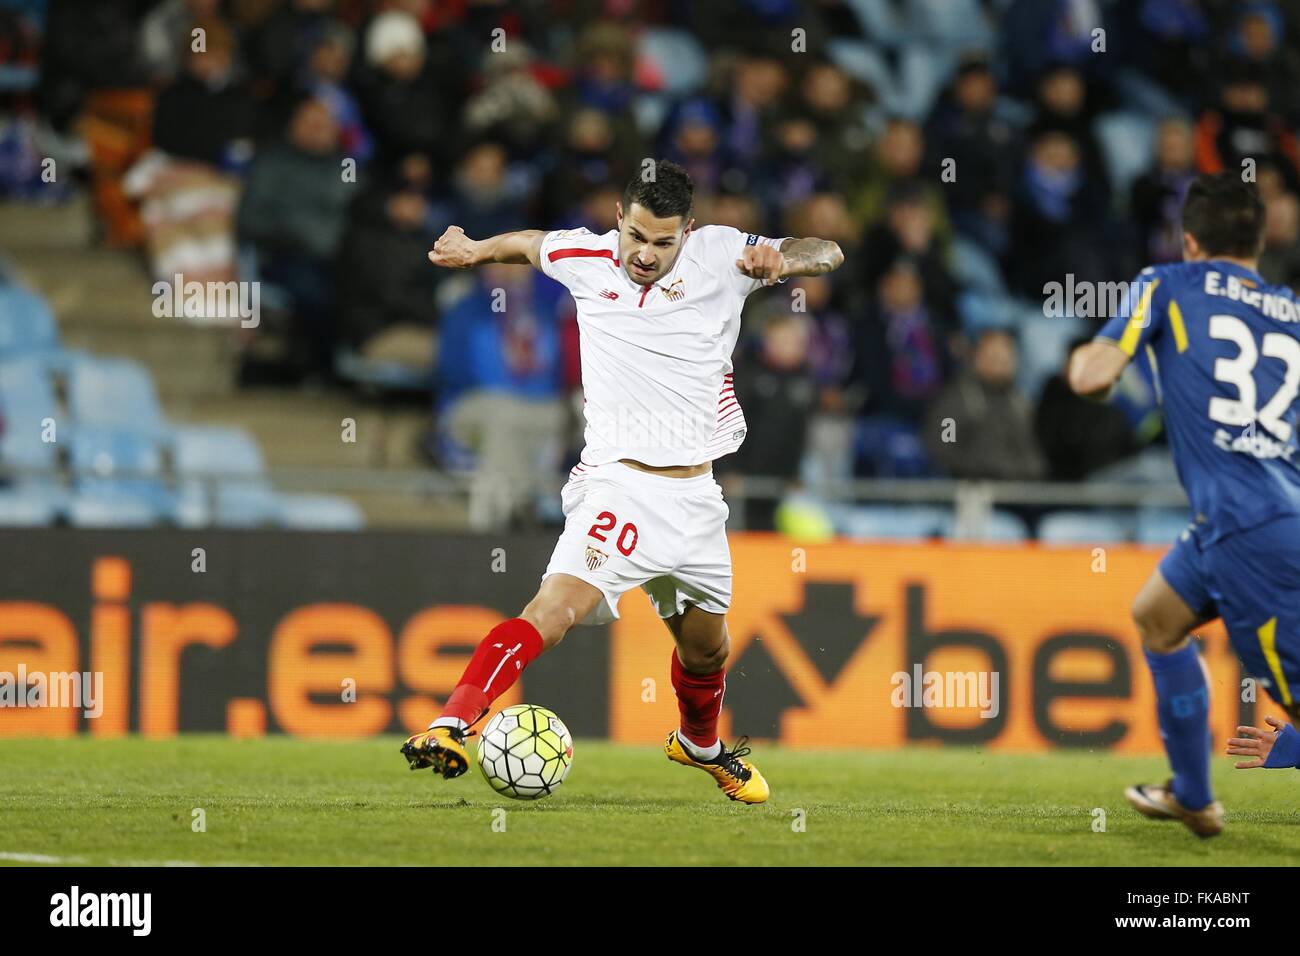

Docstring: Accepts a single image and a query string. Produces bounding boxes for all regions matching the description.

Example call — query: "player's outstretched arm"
[428,225,546,270]
[1226,716,1300,769]
[778,237,844,277]
[735,237,844,285]
[1067,340,1129,401]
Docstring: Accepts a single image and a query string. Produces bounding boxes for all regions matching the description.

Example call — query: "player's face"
[617,202,691,285]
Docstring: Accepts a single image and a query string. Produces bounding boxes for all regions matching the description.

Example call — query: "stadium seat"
[949,238,1007,296]
[825,38,950,120]
[1037,509,1133,545]
[961,508,1030,543]
[0,286,60,358]
[1094,111,1157,201]
[171,425,272,527]
[213,481,281,528]
[840,504,954,541]
[0,354,61,473]
[277,493,366,531]
[855,416,933,478]
[1017,311,1087,399]
[66,355,166,437]
[66,491,160,528]
[334,346,433,392]
[957,291,1016,334]
[171,424,265,476]
[846,0,994,50]
[69,426,173,520]
[1090,446,1179,485]
[1135,508,1193,545]
[637,28,707,96]
[0,482,63,526]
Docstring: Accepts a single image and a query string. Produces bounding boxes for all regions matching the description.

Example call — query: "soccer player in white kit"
[403,160,844,802]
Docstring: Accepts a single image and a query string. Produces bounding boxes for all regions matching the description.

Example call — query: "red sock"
[671,650,726,748]
[439,618,544,726]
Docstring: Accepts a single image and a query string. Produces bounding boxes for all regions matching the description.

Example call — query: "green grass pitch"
[1,737,1296,866]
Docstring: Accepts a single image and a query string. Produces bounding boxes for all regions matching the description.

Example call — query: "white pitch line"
[0,851,71,864]
[1,850,254,867]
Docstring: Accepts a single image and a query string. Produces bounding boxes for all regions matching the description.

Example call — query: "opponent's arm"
[735,236,845,285]
[1227,716,1300,769]
[428,225,546,270]
[1068,339,1130,401]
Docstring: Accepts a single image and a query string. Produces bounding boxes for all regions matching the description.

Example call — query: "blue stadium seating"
[66,355,166,437]
[637,27,707,96]
[171,424,265,476]
[949,238,1008,296]
[0,354,61,472]
[840,504,954,541]
[0,483,63,526]
[334,346,432,392]
[66,493,161,528]
[1135,508,1193,545]
[1017,310,1087,398]
[1095,111,1158,201]
[69,425,174,522]
[213,481,281,528]
[0,286,60,358]
[965,508,1030,542]
[277,493,366,531]
[1037,509,1134,545]
[171,425,272,527]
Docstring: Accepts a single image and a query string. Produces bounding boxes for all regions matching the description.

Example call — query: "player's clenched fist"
[734,244,785,285]
[428,225,478,268]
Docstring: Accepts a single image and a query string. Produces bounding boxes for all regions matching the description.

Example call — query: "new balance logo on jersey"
[598,290,619,300]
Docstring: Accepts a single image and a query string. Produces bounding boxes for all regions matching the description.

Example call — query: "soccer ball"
[476,704,573,800]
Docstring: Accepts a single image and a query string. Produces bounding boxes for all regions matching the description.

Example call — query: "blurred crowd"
[5,0,1300,528]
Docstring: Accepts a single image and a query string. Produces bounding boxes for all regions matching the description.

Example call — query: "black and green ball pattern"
[476,704,574,800]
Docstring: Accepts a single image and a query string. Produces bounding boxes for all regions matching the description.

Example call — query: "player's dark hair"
[1182,173,1265,258]
[623,159,694,221]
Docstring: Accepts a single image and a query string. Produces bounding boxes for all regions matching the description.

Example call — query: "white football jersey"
[539,224,786,467]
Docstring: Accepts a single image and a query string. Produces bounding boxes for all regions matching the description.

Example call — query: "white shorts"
[543,461,732,625]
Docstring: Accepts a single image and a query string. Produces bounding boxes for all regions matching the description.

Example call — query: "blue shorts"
[1159,517,1300,710]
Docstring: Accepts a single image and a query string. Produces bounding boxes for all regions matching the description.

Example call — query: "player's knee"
[680,632,730,673]
[1131,597,1181,652]
[520,598,575,649]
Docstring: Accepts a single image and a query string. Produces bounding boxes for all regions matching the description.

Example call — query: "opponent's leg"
[660,606,769,804]
[1124,567,1224,837]
[402,573,603,778]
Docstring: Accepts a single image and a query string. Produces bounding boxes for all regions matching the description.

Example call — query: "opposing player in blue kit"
[1226,715,1300,770]
[1069,173,1300,837]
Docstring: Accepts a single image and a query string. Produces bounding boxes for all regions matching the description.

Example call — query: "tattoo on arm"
[779,237,845,277]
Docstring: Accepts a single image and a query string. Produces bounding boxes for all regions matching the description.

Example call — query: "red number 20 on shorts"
[588,511,639,556]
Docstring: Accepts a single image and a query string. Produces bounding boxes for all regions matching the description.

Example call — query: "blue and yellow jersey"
[1097,260,1300,543]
